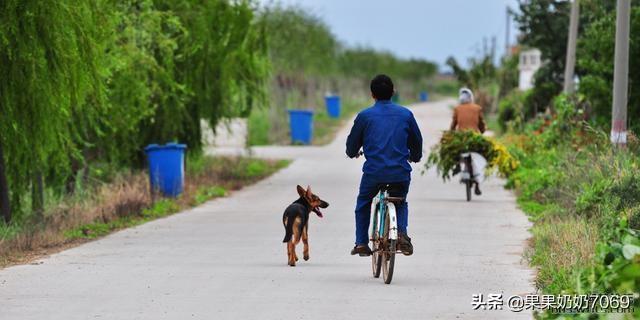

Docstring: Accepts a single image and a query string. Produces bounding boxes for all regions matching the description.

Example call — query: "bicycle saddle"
[377,183,405,203]
[385,196,405,203]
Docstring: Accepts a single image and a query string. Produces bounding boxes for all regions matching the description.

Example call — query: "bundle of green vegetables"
[426,130,519,180]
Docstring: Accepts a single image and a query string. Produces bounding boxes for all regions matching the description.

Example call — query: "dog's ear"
[306,185,313,198]
[296,185,306,197]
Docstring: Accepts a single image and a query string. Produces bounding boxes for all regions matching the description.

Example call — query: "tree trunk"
[32,171,44,218]
[65,157,81,195]
[0,141,11,223]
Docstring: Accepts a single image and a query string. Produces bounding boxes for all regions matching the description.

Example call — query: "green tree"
[0,0,104,221]
[70,0,189,171]
[108,0,188,162]
[513,0,571,113]
[578,6,640,133]
[158,0,270,150]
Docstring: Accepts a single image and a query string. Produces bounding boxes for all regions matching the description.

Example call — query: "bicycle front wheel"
[381,212,395,284]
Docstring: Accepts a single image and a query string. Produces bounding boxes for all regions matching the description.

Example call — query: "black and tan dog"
[282,185,329,266]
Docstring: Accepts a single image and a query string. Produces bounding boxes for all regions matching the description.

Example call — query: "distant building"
[518,48,542,91]
[201,118,247,148]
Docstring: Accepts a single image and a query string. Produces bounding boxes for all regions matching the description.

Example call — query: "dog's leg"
[292,217,302,262]
[287,240,296,266]
[286,236,292,266]
[292,241,299,262]
[302,225,309,261]
[284,216,289,265]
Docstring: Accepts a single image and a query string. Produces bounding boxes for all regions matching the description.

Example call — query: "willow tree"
[0,0,104,222]
[156,0,270,150]
[76,0,189,167]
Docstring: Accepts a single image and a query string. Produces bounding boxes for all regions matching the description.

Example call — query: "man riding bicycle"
[450,88,487,195]
[346,74,423,257]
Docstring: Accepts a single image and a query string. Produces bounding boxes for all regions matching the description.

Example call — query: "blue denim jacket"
[346,100,423,182]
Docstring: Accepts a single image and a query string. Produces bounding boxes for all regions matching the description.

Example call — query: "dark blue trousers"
[355,175,410,245]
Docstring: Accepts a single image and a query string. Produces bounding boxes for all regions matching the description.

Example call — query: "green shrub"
[248,108,271,146]
[498,90,528,131]
[192,186,227,206]
[185,154,209,177]
[574,179,612,217]
[0,222,22,242]
[629,207,640,230]
[141,199,180,219]
[244,161,267,178]
[610,174,640,213]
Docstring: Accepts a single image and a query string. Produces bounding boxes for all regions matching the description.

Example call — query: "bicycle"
[353,150,404,284]
[370,184,404,284]
[459,153,475,202]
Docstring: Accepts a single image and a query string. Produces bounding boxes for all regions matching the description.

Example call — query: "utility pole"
[611,0,630,146]
[563,0,580,94]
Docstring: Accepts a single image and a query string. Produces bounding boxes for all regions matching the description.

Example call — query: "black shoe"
[474,183,482,196]
[351,244,372,256]
[397,233,413,256]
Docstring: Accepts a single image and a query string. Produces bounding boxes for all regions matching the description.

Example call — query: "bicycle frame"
[371,190,398,241]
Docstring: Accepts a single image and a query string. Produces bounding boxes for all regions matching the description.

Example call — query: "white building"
[201,118,247,148]
[518,48,542,91]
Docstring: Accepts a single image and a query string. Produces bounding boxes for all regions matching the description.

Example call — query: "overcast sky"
[258,0,520,69]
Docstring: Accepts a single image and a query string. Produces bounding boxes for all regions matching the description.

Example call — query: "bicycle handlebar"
[348,150,365,159]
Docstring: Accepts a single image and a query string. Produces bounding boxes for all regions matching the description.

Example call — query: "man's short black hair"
[370,74,394,100]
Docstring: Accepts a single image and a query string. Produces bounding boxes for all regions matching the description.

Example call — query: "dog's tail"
[283,217,294,243]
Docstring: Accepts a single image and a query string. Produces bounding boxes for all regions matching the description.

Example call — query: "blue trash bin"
[288,110,314,145]
[144,143,187,197]
[420,91,429,102]
[325,95,341,118]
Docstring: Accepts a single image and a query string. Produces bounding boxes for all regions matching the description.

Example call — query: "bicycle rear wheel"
[371,206,382,278]
[381,212,395,284]
[463,157,473,202]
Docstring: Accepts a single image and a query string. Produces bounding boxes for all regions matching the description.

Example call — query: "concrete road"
[0,99,534,319]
